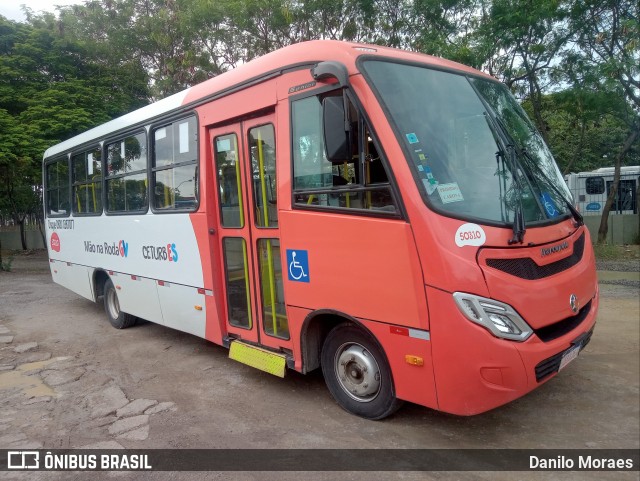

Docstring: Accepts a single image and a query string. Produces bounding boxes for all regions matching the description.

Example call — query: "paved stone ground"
[0,327,177,450]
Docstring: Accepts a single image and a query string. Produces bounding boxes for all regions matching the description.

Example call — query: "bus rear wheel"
[103,279,136,329]
[321,323,402,420]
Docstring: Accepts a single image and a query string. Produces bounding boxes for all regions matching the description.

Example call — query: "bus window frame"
[150,112,201,215]
[71,144,104,217]
[44,154,71,218]
[288,84,406,220]
[103,129,149,216]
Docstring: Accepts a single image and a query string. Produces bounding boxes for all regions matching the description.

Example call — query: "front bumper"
[427,285,599,416]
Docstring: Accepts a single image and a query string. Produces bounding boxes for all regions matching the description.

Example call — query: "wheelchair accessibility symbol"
[540,192,558,218]
[287,249,309,283]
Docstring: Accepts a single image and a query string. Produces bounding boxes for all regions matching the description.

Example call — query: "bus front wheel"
[103,279,136,329]
[321,323,402,420]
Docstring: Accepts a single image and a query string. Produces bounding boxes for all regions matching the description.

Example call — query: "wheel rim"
[106,288,120,320]
[334,342,381,402]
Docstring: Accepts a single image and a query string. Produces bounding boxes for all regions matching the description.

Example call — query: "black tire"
[103,279,136,329]
[321,323,403,420]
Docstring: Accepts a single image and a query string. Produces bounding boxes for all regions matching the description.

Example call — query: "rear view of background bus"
[44,40,598,420]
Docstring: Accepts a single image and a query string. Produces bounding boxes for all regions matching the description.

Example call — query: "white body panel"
[46,213,203,287]
[50,262,94,301]
[109,272,165,325]
[45,212,208,337]
[157,282,207,338]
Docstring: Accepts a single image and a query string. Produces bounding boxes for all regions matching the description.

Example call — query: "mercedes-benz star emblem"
[569,294,579,313]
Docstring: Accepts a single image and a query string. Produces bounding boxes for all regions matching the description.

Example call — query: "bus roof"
[567,166,640,177]
[43,40,492,160]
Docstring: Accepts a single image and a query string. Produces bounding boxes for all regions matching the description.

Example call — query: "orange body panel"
[427,285,598,415]
[279,211,428,330]
[478,227,598,328]
[360,318,438,410]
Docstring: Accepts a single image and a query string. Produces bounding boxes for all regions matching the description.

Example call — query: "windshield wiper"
[515,148,584,227]
[483,113,527,244]
[505,146,527,244]
[489,114,583,228]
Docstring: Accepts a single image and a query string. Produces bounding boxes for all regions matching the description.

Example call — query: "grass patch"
[593,244,640,261]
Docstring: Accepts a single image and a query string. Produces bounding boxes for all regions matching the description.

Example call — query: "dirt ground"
[0,250,638,481]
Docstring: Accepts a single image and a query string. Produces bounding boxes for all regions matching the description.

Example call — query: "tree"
[523,90,638,174]
[475,0,574,143]
[0,12,150,249]
[566,0,639,242]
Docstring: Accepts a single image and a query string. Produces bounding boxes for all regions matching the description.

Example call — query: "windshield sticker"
[417,162,439,195]
[422,179,438,195]
[540,192,559,218]
[406,133,419,144]
[455,223,486,247]
[437,183,464,204]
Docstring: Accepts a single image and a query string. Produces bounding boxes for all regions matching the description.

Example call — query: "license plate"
[559,343,582,371]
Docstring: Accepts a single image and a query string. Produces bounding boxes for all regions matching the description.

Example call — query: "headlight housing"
[453,292,533,341]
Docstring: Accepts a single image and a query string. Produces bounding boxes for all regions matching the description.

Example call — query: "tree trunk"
[18,218,27,250]
[597,124,640,243]
[37,216,46,250]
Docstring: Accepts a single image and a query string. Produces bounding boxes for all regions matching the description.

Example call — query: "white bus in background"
[565,166,639,215]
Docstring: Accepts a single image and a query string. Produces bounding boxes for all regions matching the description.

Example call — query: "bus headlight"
[452,292,533,342]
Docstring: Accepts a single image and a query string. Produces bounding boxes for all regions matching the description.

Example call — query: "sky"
[0,0,86,23]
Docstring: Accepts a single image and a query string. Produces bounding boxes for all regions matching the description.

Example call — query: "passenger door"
[210,115,291,350]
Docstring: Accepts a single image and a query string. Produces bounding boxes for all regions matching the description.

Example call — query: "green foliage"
[0,12,150,248]
[0,253,15,272]
[522,90,639,174]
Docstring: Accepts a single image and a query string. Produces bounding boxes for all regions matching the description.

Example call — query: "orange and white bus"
[43,40,598,419]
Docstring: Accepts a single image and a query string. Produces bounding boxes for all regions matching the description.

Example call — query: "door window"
[215,133,244,228]
[248,124,278,228]
[257,239,288,339]
[222,237,252,329]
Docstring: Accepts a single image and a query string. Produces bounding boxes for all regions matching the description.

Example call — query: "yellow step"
[228,341,286,378]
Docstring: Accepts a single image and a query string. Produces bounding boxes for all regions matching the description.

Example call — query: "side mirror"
[323,96,351,162]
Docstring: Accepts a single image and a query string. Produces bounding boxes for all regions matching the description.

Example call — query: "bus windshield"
[361,60,571,226]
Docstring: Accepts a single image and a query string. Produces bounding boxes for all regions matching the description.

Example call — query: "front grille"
[486,233,585,280]
[534,329,593,382]
[534,300,592,343]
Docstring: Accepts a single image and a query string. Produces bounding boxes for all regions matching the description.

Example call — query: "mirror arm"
[343,93,351,133]
[311,61,349,88]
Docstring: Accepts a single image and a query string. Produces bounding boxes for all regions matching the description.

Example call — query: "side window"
[152,116,198,211]
[291,92,398,215]
[585,177,604,195]
[106,132,148,213]
[45,157,70,217]
[72,147,103,215]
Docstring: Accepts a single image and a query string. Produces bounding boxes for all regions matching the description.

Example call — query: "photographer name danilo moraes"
[530,455,635,470]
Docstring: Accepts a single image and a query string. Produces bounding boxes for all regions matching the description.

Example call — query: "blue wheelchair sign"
[286,249,309,283]
[540,192,558,218]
